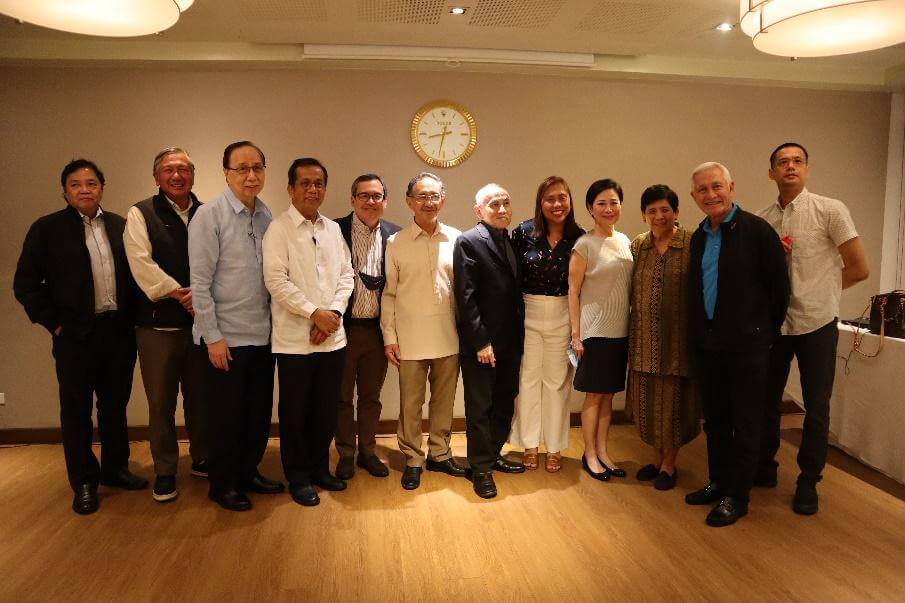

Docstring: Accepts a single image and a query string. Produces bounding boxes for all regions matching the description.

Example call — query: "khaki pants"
[397,354,459,467]
[136,327,207,476]
[336,321,388,458]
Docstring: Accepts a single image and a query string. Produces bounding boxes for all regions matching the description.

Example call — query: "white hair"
[474,183,508,207]
[691,161,732,184]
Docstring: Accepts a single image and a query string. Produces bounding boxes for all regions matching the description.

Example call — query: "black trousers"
[203,344,274,494]
[697,347,769,503]
[277,349,346,486]
[461,352,521,473]
[52,314,136,490]
[759,319,838,483]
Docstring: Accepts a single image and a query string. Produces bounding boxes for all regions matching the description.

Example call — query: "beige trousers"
[396,354,459,467]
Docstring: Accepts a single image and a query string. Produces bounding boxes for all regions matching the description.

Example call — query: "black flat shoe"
[598,459,626,478]
[581,455,610,481]
[426,457,467,477]
[240,471,285,494]
[636,464,659,481]
[685,482,722,505]
[357,454,390,478]
[492,457,526,474]
[290,484,320,507]
[100,468,149,490]
[72,483,99,515]
[793,480,819,515]
[336,456,355,480]
[401,466,422,490]
[313,473,347,491]
[472,471,497,499]
[706,496,748,527]
[654,469,678,491]
[209,488,252,512]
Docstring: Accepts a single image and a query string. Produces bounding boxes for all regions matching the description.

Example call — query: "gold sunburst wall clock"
[410,100,477,168]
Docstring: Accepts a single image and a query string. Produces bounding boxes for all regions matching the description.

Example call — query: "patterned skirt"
[626,371,701,449]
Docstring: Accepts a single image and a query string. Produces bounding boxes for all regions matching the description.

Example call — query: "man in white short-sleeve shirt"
[756,142,869,516]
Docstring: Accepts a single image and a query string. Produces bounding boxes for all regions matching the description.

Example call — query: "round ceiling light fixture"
[740,0,905,57]
[0,0,194,37]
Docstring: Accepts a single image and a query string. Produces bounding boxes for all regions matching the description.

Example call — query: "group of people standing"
[14,140,868,528]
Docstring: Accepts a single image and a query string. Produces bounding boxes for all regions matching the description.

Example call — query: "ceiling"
[2,0,904,89]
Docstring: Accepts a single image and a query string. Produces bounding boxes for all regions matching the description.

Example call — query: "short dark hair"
[769,142,809,167]
[406,172,444,197]
[640,184,679,213]
[60,158,105,189]
[351,173,387,198]
[287,157,328,187]
[585,178,623,212]
[222,140,265,170]
[531,175,583,241]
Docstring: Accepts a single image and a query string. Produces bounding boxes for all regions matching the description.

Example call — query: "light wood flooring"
[1,418,904,602]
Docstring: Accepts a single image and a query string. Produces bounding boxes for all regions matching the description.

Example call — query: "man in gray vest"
[124,147,208,503]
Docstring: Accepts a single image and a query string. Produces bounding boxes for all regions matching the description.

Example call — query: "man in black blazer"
[334,174,401,480]
[454,183,526,499]
[14,159,147,515]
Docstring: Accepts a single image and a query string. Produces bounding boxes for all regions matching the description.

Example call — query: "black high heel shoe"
[599,458,626,478]
[582,455,611,481]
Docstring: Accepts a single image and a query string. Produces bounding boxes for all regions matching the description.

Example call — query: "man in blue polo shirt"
[685,162,790,527]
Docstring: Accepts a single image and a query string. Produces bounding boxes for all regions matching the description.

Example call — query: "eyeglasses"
[296,180,325,190]
[158,165,194,177]
[354,192,385,202]
[411,192,441,203]
[227,164,266,176]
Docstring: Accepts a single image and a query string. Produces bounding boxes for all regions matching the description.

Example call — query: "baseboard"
[0,411,632,446]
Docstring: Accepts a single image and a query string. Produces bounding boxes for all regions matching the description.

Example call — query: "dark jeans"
[759,319,838,484]
[277,349,346,486]
[461,352,521,473]
[697,347,770,503]
[203,344,274,494]
[52,314,136,490]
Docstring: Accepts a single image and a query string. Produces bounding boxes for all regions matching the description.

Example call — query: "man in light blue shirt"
[188,140,284,511]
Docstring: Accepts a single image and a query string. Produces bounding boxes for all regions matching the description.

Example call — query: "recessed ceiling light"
[715,22,734,32]
[450,7,466,16]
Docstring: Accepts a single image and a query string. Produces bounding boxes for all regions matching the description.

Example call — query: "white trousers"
[509,294,573,452]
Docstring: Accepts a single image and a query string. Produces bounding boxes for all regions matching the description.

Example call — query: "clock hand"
[437,126,451,154]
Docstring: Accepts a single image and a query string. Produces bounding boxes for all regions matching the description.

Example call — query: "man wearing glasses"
[188,141,283,511]
[333,174,401,480]
[124,147,208,503]
[263,158,355,507]
[381,172,466,490]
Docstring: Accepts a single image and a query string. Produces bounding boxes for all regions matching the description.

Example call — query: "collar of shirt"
[774,187,809,211]
[482,222,509,240]
[701,203,739,234]
[287,204,323,229]
[411,220,444,240]
[223,187,271,219]
[79,206,104,223]
[164,194,192,218]
[640,226,686,250]
[352,212,379,235]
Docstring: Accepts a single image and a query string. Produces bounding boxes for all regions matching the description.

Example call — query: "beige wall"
[0,66,888,430]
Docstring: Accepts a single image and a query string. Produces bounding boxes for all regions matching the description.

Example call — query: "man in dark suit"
[334,174,401,480]
[14,158,147,515]
[453,183,526,499]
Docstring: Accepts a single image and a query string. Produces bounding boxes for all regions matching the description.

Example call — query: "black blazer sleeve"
[453,234,491,353]
[758,219,791,338]
[13,218,59,334]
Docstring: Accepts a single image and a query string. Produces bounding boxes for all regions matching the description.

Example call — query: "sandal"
[523,451,539,470]
[545,452,562,473]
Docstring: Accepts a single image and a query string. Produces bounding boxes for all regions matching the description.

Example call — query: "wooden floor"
[2,418,904,602]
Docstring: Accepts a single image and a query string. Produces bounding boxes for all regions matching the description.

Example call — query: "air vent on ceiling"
[224,0,328,20]
[577,1,681,34]
[468,0,565,29]
[357,0,446,25]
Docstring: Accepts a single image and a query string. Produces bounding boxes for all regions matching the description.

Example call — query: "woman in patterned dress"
[627,184,701,490]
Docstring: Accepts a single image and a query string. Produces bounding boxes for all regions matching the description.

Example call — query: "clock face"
[410,101,477,168]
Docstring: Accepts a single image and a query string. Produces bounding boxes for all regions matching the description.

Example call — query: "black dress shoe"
[190,460,209,478]
[793,480,819,515]
[240,471,285,494]
[336,456,355,480]
[401,466,422,490]
[209,489,252,512]
[685,482,722,505]
[426,457,467,477]
[599,459,626,478]
[313,473,347,491]
[492,457,526,474]
[706,497,748,527]
[290,484,320,507]
[72,483,99,515]
[357,454,390,478]
[654,469,678,491]
[636,464,659,481]
[100,468,149,490]
[581,455,611,481]
[472,471,497,499]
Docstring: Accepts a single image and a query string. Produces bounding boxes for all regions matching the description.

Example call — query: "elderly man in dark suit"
[14,158,147,515]
[454,183,526,499]
[333,174,401,480]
